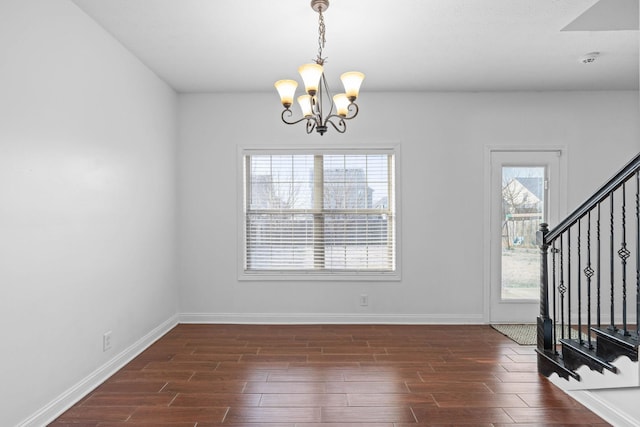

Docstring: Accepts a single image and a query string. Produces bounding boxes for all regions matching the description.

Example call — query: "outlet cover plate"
[103,331,112,352]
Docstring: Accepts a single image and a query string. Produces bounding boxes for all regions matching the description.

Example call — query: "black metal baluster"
[559,234,566,340]
[636,171,640,337]
[597,202,602,329]
[619,183,630,336]
[577,220,582,345]
[585,211,594,349]
[609,193,616,332]
[552,242,559,353]
[567,228,572,340]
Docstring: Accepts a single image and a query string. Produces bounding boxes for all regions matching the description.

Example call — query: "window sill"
[238,270,401,282]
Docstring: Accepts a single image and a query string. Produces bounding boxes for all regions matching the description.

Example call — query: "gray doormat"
[491,324,538,345]
[491,323,588,345]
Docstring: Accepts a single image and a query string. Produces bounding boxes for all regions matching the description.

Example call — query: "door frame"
[483,146,567,324]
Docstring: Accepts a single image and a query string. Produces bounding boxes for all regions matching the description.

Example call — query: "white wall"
[0,1,178,425]
[178,91,639,322]
[0,2,637,424]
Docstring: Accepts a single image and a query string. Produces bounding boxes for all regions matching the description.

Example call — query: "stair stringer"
[548,355,639,391]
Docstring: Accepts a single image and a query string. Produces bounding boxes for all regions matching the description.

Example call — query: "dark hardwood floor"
[49,324,610,426]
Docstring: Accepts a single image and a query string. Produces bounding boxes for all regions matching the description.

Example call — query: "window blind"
[244,153,396,272]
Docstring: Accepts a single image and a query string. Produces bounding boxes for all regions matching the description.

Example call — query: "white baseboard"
[179,312,484,324]
[567,389,640,427]
[17,314,179,427]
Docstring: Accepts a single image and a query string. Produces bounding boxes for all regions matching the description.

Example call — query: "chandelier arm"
[343,102,359,120]
[325,116,347,133]
[281,109,311,126]
[324,100,358,132]
[324,102,358,126]
[306,120,316,134]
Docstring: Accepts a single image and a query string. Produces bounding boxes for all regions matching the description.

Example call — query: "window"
[501,166,546,300]
[240,148,397,279]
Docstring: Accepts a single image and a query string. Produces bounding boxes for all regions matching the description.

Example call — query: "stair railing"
[538,152,640,358]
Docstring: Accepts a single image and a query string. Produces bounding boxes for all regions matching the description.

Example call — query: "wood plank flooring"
[49,324,610,426]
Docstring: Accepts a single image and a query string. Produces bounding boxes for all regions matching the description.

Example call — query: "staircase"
[536,153,640,424]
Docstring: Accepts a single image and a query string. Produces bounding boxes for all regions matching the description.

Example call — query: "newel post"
[537,223,553,352]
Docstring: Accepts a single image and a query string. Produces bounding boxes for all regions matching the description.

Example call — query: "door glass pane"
[501,166,545,300]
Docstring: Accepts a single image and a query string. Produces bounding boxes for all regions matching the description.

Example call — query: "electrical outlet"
[359,294,369,307]
[103,331,112,352]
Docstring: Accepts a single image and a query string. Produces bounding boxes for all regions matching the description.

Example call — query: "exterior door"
[489,150,561,323]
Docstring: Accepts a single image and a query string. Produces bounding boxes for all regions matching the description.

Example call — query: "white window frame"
[237,143,401,281]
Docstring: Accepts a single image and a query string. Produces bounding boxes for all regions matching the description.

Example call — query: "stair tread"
[560,338,617,373]
[536,348,580,381]
[591,327,640,349]
[538,326,639,380]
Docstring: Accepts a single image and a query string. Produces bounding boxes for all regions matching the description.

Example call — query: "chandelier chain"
[316,9,326,65]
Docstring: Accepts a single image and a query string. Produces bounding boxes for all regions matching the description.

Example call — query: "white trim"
[179,312,484,324]
[236,143,402,282]
[238,270,402,282]
[483,147,492,323]
[17,314,179,427]
[565,389,640,427]
[482,145,568,323]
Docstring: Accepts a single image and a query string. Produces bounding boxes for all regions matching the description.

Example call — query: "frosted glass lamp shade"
[332,93,350,117]
[297,95,314,117]
[274,79,298,108]
[340,71,365,101]
[298,63,324,96]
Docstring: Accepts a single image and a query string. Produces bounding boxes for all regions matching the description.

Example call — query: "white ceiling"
[71,0,639,93]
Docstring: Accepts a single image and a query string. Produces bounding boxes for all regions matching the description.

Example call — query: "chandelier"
[274,0,364,136]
